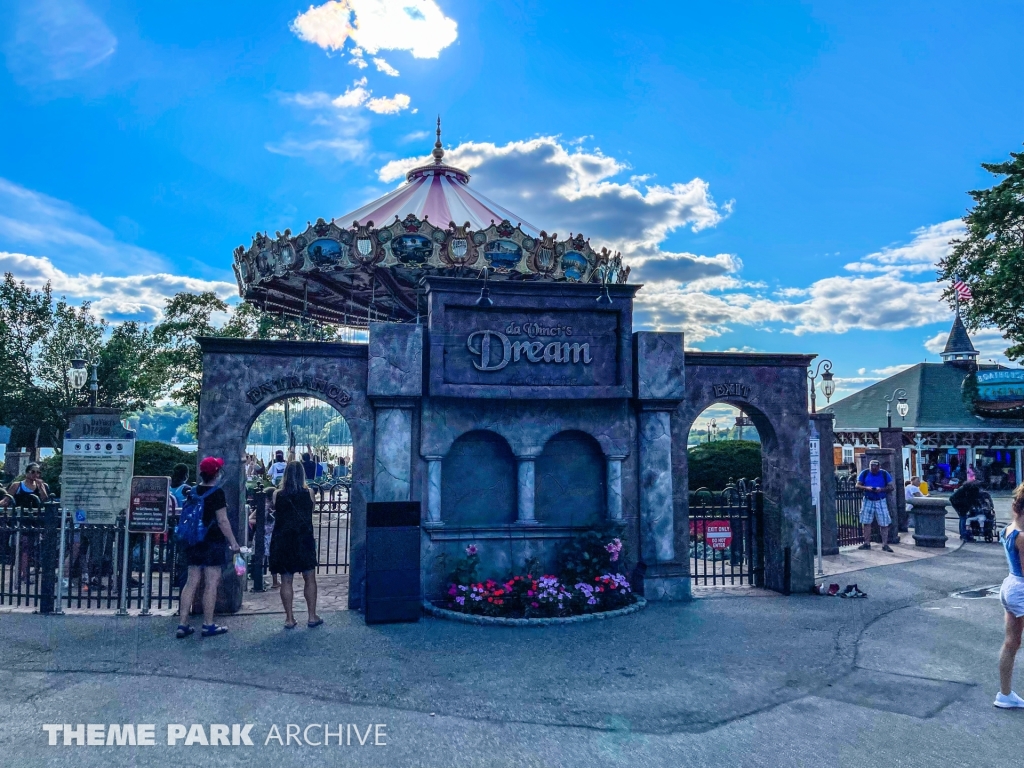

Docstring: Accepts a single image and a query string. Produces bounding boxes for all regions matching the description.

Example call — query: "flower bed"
[436,529,638,620]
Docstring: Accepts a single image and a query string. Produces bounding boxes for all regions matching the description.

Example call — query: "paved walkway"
[0,542,1014,767]
[238,573,350,616]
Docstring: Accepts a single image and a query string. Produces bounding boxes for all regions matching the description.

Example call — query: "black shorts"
[184,540,228,568]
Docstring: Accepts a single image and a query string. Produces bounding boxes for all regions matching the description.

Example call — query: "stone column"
[516,457,538,525]
[640,407,676,562]
[373,402,414,501]
[810,413,838,555]
[633,331,688,601]
[859,447,898,544]
[607,456,625,521]
[878,427,907,535]
[367,322,423,505]
[424,456,442,527]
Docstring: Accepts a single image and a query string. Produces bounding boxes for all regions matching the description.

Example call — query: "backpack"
[174,486,218,546]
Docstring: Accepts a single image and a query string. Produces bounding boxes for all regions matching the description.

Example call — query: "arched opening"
[686,404,763,490]
[535,430,605,527]
[243,396,355,609]
[685,403,766,587]
[441,430,517,526]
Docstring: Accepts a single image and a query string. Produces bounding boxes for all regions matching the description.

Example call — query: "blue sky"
[1,0,1023,405]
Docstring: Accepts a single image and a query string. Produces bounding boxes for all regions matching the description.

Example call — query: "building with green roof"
[829,314,1024,490]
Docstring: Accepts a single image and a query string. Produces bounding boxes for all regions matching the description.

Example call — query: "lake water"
[173,443,354,465]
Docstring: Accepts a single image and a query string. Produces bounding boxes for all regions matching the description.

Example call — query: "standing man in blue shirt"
[856,459,895,552]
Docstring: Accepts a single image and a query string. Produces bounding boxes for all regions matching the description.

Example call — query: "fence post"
[252,491,265,593]
[38,503,60,615]
[139,532,153,616]
[117,515,130,616]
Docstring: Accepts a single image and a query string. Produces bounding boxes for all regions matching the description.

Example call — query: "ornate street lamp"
[710,418,718,442]
[69,352,89,393]
[807,359,834,414]
[883,387,909,428]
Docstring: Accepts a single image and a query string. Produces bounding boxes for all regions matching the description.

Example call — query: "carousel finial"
[432,115,444,164]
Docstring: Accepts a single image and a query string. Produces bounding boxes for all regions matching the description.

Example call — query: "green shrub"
[687,440,762,492]
[132,441,197,481]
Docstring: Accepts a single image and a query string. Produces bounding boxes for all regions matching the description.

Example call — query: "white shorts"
[1000,575,1024,618]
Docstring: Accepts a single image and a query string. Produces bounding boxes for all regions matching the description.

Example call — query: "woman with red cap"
[176,456,241,638]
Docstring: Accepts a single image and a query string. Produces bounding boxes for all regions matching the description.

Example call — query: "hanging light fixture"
[69,351,89,392]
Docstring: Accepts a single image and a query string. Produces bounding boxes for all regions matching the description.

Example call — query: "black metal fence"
[835,475,864,548]
[247,481,351,591]
[0,504,184,612]
[689,483,764,587]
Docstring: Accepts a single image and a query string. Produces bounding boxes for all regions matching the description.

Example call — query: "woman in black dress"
[270,461,322,629]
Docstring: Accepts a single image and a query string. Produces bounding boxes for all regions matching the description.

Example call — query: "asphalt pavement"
[0,541,1017,768]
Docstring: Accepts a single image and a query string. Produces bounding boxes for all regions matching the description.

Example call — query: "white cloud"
[291,0,458,61]
[4,0,116,85]
[366,93,410,114]
[843,220,965,276]
[379,136,729,253]
[0,251,235,323]
[0,178,167,274]
[331,78,371,108]
[373,57,399,76]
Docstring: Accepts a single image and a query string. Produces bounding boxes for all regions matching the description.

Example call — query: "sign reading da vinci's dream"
[424,276,639,399]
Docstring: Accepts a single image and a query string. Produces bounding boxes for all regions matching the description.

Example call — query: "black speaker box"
[364,501,422,625]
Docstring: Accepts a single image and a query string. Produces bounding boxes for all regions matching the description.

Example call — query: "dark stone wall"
[535,430,606,527]
[197,338,373,610]
[676,353,816,594]
[440,430,517,526]
[420,397,637,598]
[811,413,839,556]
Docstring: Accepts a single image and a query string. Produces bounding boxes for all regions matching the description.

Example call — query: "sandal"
[175,625,195,639]
[307,618,324,628]
[284,621,297,630]
[201,624,229,637]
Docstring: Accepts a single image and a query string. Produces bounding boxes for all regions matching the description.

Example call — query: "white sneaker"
[994,691,1024,708]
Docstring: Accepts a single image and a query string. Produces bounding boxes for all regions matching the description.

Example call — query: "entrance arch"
[674,352,815,594]
[196,338,373,610]
[244,395,355,577]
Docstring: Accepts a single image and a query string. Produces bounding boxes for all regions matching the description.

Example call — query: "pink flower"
[448,585,457,596]
[465,545,478,556]
[531,602,539,608]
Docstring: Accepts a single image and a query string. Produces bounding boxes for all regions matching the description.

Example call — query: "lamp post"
[807,359,835,414]
[69,353,89,394]
[710,419,718,442]
[735,411,753,441]
[883,387,909,429]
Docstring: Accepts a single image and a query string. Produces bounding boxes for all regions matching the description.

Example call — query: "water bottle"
[234,553,246,576]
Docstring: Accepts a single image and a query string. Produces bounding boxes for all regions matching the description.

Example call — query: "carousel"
[231,120,631,326]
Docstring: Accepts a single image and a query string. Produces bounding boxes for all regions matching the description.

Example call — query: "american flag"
[953,278,972,302]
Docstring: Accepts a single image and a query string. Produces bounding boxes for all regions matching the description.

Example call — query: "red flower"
[487,597,493,603]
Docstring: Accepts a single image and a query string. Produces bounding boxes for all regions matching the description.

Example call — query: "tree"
[151,292,228,414]
[937,146,1024,359]
[687,440,762,492]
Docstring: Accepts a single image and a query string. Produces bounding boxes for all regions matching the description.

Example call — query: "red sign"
[705,521,733,550]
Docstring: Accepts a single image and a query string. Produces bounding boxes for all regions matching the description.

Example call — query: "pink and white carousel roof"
[232,120,629,327]
[337,132,540,237]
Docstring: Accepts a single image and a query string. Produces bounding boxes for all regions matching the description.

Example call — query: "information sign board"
[129,476,170,533]
[61,437,135,525]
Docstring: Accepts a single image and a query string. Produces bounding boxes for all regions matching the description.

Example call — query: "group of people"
[176,454,323,639]
[247,450,349,484]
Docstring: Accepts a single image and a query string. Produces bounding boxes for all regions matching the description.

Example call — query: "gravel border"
[422,596,647,626]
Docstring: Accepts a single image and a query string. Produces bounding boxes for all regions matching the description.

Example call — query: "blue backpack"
[174,486,218,546]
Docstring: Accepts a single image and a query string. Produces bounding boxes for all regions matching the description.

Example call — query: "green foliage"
[132,441,197,481]
[687,440,762,492]
[556,524,625,584]
[39,453,63,497]
[937,146,1024,360]
[126,404,195,443]
[151,292,228,413]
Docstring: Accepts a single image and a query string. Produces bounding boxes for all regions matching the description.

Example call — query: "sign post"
[810,433,823,576]
[128,477,170,617]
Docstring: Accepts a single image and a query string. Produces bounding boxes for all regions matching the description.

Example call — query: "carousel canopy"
[233,120,629,327]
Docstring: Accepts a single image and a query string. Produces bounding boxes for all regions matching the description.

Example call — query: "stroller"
[966,492,997,543]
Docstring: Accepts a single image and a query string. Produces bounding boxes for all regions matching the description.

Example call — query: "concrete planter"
[423,597,647,627]
[909,497,949,549]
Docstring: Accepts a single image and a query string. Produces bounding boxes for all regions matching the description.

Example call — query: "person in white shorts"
[997,483,1024,708]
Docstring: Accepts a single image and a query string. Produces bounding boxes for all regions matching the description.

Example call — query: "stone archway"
[196,338,373,609]
[674,352,815,594]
